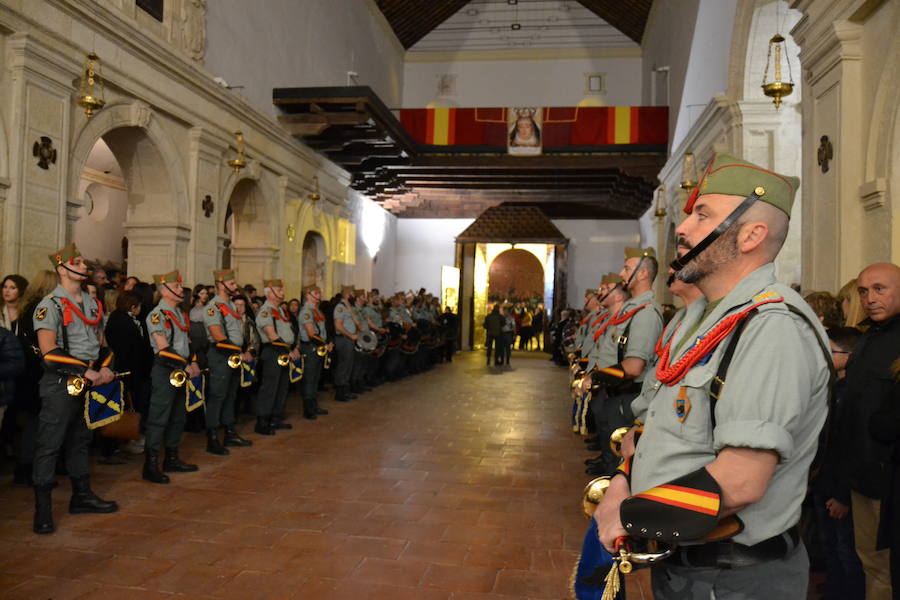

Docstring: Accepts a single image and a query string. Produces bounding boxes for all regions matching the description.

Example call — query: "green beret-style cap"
[685,152,799,217]
[49,243,81,267]
[340,285,355,295]
[601,273,624,285]
[302,284,321,296]
[213,269,236,283]
[264,279,283,288]
[153,270,182,285]
[624,247,656,260]
[584,289,597,297]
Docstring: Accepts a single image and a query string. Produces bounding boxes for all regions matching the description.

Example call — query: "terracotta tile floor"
[0,351,592,599]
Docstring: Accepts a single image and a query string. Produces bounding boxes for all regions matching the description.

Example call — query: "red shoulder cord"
[312,309,325,322]
[590,312,610,329]
[654,322,682,358]
[217,302,241,320]
[593,303,649,342]
[162,310,190,331]
[271,307,287,321]
[58,297,103,327]
[655,297,784,386]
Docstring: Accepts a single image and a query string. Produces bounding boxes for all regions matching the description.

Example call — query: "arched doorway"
[224,178,275,287]
[488,248,544,304]
[73,138,128,271]
[302,231,326,290]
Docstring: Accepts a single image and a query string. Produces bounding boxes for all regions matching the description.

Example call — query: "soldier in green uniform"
[253,278,298,435]
[349,289,370,395]
[582,248,662,475]
[202,269,253,454]
[143,270,200,484]
[32,243,118,534]
[297,285,331,419]
[332,285,358,402]
[592,153,830,599]
[363,291,388,386]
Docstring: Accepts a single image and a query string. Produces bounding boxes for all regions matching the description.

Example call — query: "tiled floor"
[0,351,592,599]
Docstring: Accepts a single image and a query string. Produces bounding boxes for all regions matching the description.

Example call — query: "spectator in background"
[839,278,868,329]
[805,290,844,329]
[122,276,139,292]
[813,326,866,600]
[105,292,153,439]
[11,270,55,485]
[532,303,544,352]
[482,304,503,366]
[103,288,119,315]
[518,306,533,351]
[90,264,110,290]
[189,284,209,323]
[841,263,900,600]
[500,305,516,366]
[1,274,28,333]
[869,359,900,594]
[0,326,25,434]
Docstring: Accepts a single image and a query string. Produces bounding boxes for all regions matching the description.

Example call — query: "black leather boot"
[335,387,350,402]
[69,476,118,514]
[254,416,275,435]
[223,426,253,447]
[142,451,170,484]
[270,417,293,430]
[33,484,55,534]
[206,428,229,455]
[163,447,198,473]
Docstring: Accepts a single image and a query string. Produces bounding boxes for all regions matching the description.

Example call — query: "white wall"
[204,0,405,118]
[554,220,642,307]
[403,53,644,108]
[387,219,474,295]
[72,183,128,265]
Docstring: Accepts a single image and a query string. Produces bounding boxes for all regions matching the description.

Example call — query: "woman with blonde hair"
[837,279,867,328]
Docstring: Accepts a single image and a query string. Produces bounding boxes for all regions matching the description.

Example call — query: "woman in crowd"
[189,284,209,323]
[0,274,28,333]
[500,305,516,366]
[838,279,868,328]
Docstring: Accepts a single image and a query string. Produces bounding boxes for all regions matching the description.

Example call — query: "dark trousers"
[206,351,238,429]
[33,372,92,487]
[255,346,289,419]
[812,492,865,600]
[485,334,500,363]
[300,344,323,415]
[145,363,187,453]
[333,336,354,387]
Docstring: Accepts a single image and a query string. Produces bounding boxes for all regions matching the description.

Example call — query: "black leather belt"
[669,526,800,569]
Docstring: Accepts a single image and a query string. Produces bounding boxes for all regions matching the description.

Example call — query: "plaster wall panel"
[394,219,474,295]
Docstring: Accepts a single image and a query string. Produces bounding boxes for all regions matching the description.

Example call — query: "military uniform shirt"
[589,291,661,383]
[632,306,689,423]
[579,309,608,357]
[333,301,357,335]
[387,307,403,326]
[365,306,384,329]
[298,302,327,342]
[34,285,102,362]
[146,300,191,358]
[255,300,296,346]
[631,264,829,545]
[203,296,244,346]
[352,306,370,332]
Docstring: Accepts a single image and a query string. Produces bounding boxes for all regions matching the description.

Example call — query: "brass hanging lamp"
[761,34,794,109]
[680,152,697,190]
[227,131,247,172]
[77,53,106,118]
[653,186,667,219]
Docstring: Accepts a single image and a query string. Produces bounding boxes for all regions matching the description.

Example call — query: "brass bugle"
[582,475,611,518]
[227,353,242,369]
[66,370,132,396]
[610,427,630,457]
[276,353,290,367]
[315,345,328,357]
[170,369,187,387]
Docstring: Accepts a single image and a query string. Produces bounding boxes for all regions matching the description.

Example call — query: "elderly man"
[592,153,830,599]
[254,279,299,435]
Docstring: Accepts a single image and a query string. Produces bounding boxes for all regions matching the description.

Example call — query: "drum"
[356,330,378,353]
[562,335,579,355]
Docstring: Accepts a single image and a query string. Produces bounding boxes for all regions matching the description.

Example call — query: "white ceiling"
[84,137,123,177]
[409,0,637,53]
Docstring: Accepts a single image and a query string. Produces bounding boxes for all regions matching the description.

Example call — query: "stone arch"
[301,230,327,290]
[291,200,334,294]
[68,101,191,279]
[222,173,280,287]
[488,248,544,302]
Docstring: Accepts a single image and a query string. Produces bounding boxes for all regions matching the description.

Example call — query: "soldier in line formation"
[27,255,458,534]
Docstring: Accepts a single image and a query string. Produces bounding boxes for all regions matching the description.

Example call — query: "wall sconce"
[77,52,106,118]
[308,175,321,202]
[286,224,296,242]
[680,152,697,190]
[653,186,667,219]
[227,130,247,173]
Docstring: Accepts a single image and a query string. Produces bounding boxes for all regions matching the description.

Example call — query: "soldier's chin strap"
[667,188,765,286]
[622,255,646,293]
[163,283,184,300]
[59,262,88,279]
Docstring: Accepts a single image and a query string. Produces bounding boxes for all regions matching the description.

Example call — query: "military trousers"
[206,350,238,429]
[333,336,354,387]
[300,343,324,415]
[350,344,367,384]
[651,541,809,599]
[145,362,187,453]
[256,346,289,419]
[33,372,92,487]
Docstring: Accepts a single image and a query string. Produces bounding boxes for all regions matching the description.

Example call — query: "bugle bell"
[67,376,86,396]
[315,345,328,357]
[276,353,290,367]
[610,427,630,457]
[169,369,187,387]
[582,475,611,518]
[227,353,242,369]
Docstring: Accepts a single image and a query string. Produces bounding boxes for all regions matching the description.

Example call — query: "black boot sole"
[206,446,230,455]
[69,503,118,514]
[33,522,55,534]
[163,464,198,473]
[142,472,171,484]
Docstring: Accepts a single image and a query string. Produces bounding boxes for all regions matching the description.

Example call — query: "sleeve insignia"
[35,307,47,321]
[261,311,268,318]
[207,307,216,317]
[151,313,161,325]
[304,313,311,320]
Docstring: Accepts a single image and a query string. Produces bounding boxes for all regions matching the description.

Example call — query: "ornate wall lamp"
[680,152,697,190]
[227,131,247,173]
[77,53,106,118]
[653,186,667,219]
[761,34,794,109]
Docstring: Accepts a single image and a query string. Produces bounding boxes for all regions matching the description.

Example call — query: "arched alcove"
[225,178,276,286]
[302,230,326,290]
[488,248,544,303]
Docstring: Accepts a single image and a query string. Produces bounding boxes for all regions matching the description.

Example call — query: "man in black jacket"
[482,304,503,366]
[0,326,25,426]
[841,262,900,600]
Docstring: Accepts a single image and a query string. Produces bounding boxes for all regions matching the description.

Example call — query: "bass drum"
[356,330,378,353]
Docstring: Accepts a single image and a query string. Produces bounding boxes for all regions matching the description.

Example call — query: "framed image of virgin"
[507,107,542,156]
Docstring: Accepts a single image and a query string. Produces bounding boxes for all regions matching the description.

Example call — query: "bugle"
[170,369,187,387]
[277,353,290,367]
[67,370,132,397]
[227,353,242,369]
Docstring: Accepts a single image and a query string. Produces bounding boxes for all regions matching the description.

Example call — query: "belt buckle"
[616,335,628,345]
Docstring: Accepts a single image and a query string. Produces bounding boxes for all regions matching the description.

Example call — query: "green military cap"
[584,289,597,297]
[213,269,236,282]
[153,270,182,285]
[624,247,656,260]
[302,284,321,296]
[685,151,799,217]
[601,273,624,284]
[263,278,283,288]
[340,284,354,295]
[49,243,81,267]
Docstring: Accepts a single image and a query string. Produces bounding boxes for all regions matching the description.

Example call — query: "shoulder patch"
[207,307,216,317]
[304,313,311,320]
[151,312,161,325]
[261,311,268,318]
[35,307,47,321]
[752,291,782,303]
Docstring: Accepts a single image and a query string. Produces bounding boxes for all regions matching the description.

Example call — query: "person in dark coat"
[0,326,25,422]
[104,292,153,429]
[482,304,503,366]
[869,364,900,594]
